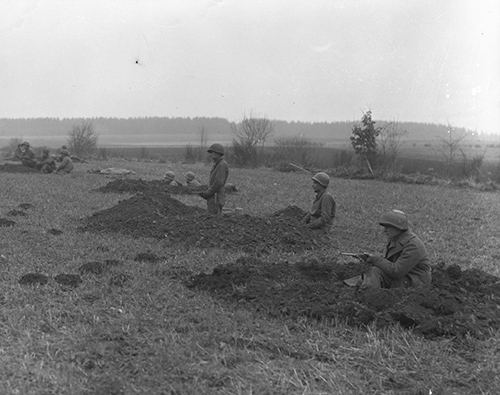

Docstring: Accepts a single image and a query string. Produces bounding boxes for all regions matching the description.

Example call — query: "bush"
[67,120,98,158]
[272,136,318,167]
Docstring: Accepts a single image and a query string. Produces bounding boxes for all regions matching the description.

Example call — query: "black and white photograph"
[1,1,499,393]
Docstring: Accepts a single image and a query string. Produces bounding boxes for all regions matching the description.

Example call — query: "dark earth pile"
[82,191,329,252]
[0,163,39,173]
[186,257,500,340]
[96,178,237,195]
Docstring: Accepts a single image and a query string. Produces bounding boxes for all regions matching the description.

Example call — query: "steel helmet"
[164,170,175,179]
[379,209,409,231]
[207,143,224,155]
[311,172,330,188]
[21,141,30,147]
[185,171,195,180]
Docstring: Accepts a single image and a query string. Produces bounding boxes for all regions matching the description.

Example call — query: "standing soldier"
[199,143,229,215]
[344,210,432,289]
[303,172,336,231]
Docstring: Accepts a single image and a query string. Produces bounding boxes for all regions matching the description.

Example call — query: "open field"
[0,159,499,394]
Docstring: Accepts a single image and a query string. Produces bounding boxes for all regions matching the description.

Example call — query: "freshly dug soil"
[82,191,329,253]
[0,218,16,227]
[95,178,237,195]
[7,209,27,217]
[186,257,500,340]
[19,273,49,286]
[54,274,82,287]
[0,163,39,173]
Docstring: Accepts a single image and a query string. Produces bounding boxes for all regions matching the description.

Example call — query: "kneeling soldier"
[344,210,431,289]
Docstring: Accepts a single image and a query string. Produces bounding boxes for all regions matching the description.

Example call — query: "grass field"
[0,158,499,394]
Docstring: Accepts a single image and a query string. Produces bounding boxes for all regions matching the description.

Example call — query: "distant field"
[0,159,498,394]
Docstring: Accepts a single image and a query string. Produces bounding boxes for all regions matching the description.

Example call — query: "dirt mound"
[47,228,63,235]
[7,209,27,217]
[186,257,500,339]
[134,252,161,263]
[54,274,82,288]
[18,203,34,210]
[96,178,237,195]
[19,273,49,286]
[270,205,307,220]
[0,218,16,227]
[82,192,330,253]
[0,163,39,173]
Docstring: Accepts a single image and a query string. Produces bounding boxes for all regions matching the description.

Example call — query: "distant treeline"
[0,116,480,146]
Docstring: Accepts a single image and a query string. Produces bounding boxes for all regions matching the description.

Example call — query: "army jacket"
[205,157,229,201]
[368,231,431,285]
[305,190,336,229]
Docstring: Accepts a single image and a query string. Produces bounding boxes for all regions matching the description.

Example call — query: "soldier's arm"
[309,196,334,229]
[367,242,423,278]
[205,162,228,197]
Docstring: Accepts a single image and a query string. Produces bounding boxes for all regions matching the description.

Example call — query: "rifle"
[340,252,370,261]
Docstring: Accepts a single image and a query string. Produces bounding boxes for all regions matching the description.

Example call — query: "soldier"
[164,171,182,186]
[14,141,37,168]
[344,210,432,289]
[37,148,56,173]
[185,171,202,187]
[56,149,74,173]
[303,172,336,230]
[199,143,229,215]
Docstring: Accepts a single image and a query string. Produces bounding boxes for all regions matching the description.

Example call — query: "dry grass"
[0,158,498,394]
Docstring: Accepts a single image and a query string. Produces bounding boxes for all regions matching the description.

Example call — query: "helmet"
[185,171,195,180]
[60,149,70,156]
[21,141,30,147]
[311,172,330,188]
[379,210,409,231]
[164,170,175,179]
[207,143,224,155]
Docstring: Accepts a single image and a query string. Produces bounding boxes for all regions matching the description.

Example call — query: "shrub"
[67,120,98,158]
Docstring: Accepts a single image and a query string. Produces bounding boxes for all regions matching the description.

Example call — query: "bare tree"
[231,114,274,166]
[437,124,466,174]
[378,121,408,170]
[67,120,98,158]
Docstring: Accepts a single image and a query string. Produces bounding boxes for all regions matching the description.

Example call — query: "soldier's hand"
[354,253,370,262]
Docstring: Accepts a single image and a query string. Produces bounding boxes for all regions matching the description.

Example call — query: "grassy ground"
[0,158,499,394]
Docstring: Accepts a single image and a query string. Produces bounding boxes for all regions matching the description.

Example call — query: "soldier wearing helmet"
[37,148,56,173]
[302,172,336,230]
[344,209,431,289]
[199,143,229,215]
[185,171,201,187]
[14,141,37,168]
[55,149,74,173]
[164,170,182,186]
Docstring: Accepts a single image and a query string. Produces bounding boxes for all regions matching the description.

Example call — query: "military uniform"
[303,190,336,230]
[205,156,229,214]
[56,155,74,173]
[186,179,202,187]
[362,230,431,288]
[15,146,37,168]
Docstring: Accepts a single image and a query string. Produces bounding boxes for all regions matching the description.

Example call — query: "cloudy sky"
[1,0,499,133]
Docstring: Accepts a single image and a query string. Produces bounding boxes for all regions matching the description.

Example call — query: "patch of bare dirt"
[81,192,328,253]
[185,257,500,340]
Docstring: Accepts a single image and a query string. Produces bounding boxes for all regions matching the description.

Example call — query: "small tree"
[437,124,466,177]
[231,114,274,167]
[350,110,380,175]
[67,120,98,158]
[378,121,407,171]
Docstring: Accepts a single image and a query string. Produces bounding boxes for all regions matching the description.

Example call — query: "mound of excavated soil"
[95,178,237,195]
[82,191,328,253]
[186,257,500,339]
[0,163,39,173]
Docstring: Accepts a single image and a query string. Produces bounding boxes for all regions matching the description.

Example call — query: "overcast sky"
[1,0,499,134]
